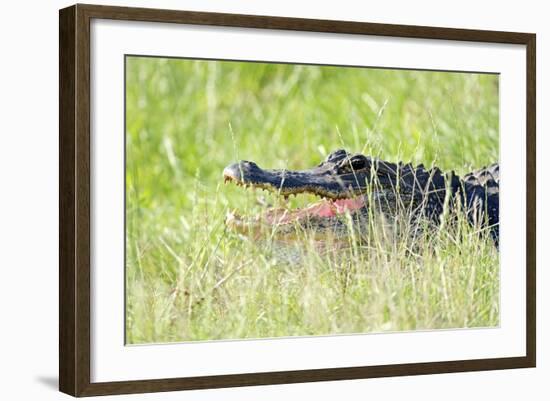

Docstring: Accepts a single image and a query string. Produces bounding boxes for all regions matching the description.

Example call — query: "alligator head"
[222,149,438,240]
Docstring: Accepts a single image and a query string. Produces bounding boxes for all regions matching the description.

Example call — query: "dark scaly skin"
[462,163,499,245]
[223,149,499,246]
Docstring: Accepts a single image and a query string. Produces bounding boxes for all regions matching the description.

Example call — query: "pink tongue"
[306,197,365,218]
[333,197,365,213]
[263,197,365,224]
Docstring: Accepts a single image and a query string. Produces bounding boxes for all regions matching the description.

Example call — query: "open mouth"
[223,163,366,238]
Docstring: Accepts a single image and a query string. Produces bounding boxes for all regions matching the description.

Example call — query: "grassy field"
[125,56,499,344]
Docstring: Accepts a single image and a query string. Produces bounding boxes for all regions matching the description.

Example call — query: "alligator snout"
[223,161,262,181]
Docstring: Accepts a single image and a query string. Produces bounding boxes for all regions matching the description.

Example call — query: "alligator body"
[223,149,499,246]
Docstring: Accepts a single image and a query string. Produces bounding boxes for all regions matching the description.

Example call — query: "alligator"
[223,149,499,247]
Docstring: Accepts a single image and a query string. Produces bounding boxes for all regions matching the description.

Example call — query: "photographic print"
[125,57,500,344]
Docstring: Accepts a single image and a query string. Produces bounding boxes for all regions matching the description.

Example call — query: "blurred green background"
[125,57,499,343]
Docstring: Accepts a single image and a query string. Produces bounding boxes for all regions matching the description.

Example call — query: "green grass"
[125,56,499,344]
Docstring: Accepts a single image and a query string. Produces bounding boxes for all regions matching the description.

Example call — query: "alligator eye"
[349,157,367,170]
[337,156,367,174]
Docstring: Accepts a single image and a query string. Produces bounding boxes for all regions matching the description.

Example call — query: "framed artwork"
[59,4,536,397]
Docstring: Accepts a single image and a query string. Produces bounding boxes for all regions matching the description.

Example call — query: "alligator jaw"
[224,197,366,239]
[222,158,369,200]
[222,154,369,238]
